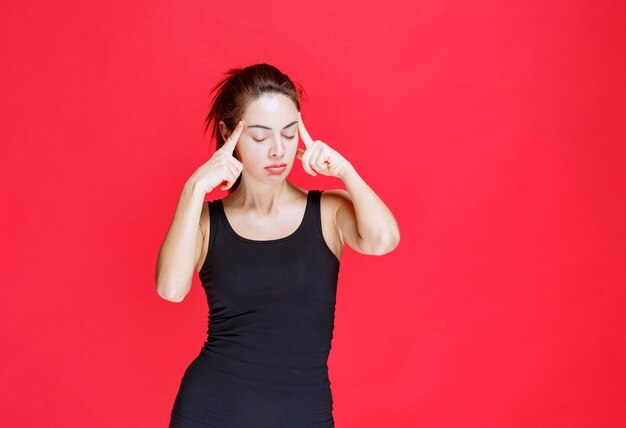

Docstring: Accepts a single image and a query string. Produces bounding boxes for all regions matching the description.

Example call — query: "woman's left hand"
[296,112,351,178]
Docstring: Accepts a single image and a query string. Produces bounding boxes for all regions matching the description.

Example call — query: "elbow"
[156,282,187,303]
[372,232,400,255]
[155,266,192,303]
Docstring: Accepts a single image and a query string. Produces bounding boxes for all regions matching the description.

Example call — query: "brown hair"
[203,63,307,193]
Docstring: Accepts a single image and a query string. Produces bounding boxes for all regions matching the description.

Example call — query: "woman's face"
[224,93,299,184]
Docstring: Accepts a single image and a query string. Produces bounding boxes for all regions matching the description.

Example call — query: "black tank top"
[169,189,340,427]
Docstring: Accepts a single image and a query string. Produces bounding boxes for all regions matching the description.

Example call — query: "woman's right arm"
[155,119,246,302]
[155,179,206,302]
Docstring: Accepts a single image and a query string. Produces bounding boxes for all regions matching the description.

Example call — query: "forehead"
[243,93,298,127]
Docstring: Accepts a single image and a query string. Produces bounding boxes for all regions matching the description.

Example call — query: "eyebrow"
[246,121,298,130]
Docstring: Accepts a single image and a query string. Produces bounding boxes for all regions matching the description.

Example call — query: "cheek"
[288,142,297,155]
[237,142,264,164]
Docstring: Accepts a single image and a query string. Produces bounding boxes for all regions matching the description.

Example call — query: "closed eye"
[253,135,296,142]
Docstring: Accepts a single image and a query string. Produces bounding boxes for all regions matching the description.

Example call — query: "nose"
[270,134,286,159]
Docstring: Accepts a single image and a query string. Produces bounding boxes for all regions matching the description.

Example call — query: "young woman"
[156,63,400,427]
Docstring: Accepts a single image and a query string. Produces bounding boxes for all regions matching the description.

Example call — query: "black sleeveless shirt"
[169,189,341,428]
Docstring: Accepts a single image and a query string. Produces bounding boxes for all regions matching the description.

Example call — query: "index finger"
[222,120,246,154]
[297,112,314,149]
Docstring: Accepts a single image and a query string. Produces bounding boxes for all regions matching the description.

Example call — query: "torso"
[195,187,344,272]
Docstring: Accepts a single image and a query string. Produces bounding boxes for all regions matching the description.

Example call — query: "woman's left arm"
[296,112,400,256]
[333,163,400,255]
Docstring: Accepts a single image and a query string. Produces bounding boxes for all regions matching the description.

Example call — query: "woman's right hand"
[190,120,246,193]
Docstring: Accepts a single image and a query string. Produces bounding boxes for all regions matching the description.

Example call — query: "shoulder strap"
[206,200,220,260]
[310,189,324,237]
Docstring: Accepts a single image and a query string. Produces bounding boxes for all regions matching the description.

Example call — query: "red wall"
[1,0,625,426]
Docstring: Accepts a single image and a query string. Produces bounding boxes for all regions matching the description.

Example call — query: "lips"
[265,163,287,174]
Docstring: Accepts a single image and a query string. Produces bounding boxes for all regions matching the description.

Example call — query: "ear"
[218,120,231,141]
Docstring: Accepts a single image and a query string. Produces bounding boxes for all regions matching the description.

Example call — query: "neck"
[229,178,296,214]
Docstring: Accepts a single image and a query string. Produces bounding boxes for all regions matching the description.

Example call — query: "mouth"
[265,163,287,173]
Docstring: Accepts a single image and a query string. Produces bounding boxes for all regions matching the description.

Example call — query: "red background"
[2,0,625,426]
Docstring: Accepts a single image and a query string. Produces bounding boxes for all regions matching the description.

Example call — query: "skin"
[193,92,400,273]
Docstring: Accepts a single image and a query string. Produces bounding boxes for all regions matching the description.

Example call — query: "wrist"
[184,177,209,197]
[338,161,355,181]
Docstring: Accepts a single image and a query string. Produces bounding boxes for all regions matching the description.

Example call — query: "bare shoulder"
[195,200,211,273]
[320,189,351,261]
[320,189,350,204]
[320,189,374,256]
[320,188,349,211]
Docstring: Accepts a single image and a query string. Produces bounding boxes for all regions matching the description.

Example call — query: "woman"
[156,63,400,427]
